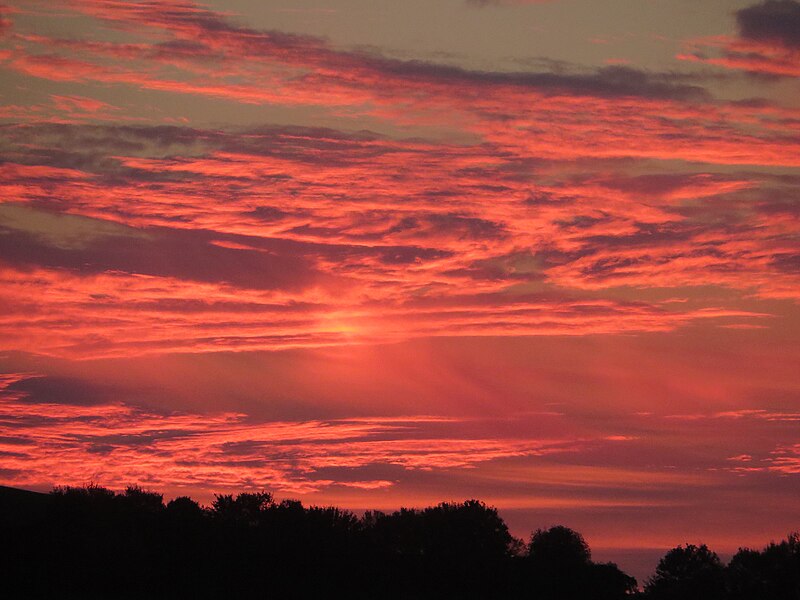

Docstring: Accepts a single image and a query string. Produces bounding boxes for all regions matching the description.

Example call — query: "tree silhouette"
[590,561,639,599]
[645,543,726,600]
[528,525,592,566]
[211,491,273,524]
[165,495,204,519]
[727,532,800,600]
[7,483,797,599]
[524,526,635,599]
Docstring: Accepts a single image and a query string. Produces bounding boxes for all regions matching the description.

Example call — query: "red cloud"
[0,373,620,494]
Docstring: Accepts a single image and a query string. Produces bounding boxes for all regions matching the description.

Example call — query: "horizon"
[1,0,799,589]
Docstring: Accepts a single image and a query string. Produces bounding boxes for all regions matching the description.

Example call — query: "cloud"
[737,0,800,49]
[0,203,143,250]
[5,375,114,406]
[4,0,710,112]
[0,211,322,292]
[0,373,622,494]
[0,120,792,358]
[678,1,800,76]
[769,444,800,474]
[0,5,13,37]
[0,3,798,361]
[5,3,800,171]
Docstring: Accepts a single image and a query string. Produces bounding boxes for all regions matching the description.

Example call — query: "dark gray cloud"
[358,59,709,102]
[0,204,453,284]
[0,222,320,291]
[82,1,709,103]
[771,252,800,273]
[7,376,111,406]
[596,173,730,196]
[737,0,800,49]
[0,123,397,176]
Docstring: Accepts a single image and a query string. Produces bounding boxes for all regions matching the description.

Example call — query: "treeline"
[0,485,798,599]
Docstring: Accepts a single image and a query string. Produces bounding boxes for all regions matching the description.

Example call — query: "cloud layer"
[0,0,799,573]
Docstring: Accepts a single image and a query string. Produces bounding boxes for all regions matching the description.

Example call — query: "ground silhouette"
[1,484,797,599]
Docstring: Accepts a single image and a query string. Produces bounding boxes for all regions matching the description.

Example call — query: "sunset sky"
[1,0,799,579]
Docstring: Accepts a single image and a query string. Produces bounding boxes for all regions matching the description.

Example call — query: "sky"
[1,0,800,581]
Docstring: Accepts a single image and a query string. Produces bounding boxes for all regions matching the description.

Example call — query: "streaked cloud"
[679,1,800,77]
[0,372,628,494]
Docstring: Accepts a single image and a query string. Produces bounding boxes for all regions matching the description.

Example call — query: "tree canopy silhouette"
[525,525,636,600]
[645,544,726,600]
[529,525,592,566]
[727,533,800,600]
[1,483,797,599]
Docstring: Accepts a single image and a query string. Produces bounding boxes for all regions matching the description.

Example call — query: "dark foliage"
[727,533,800,600]
[0,484,796,599]
[525,526,637,600]
[644,537,800,600]
[645,544,726,600]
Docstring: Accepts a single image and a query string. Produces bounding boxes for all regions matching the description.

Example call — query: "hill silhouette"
[0,484,797,599]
